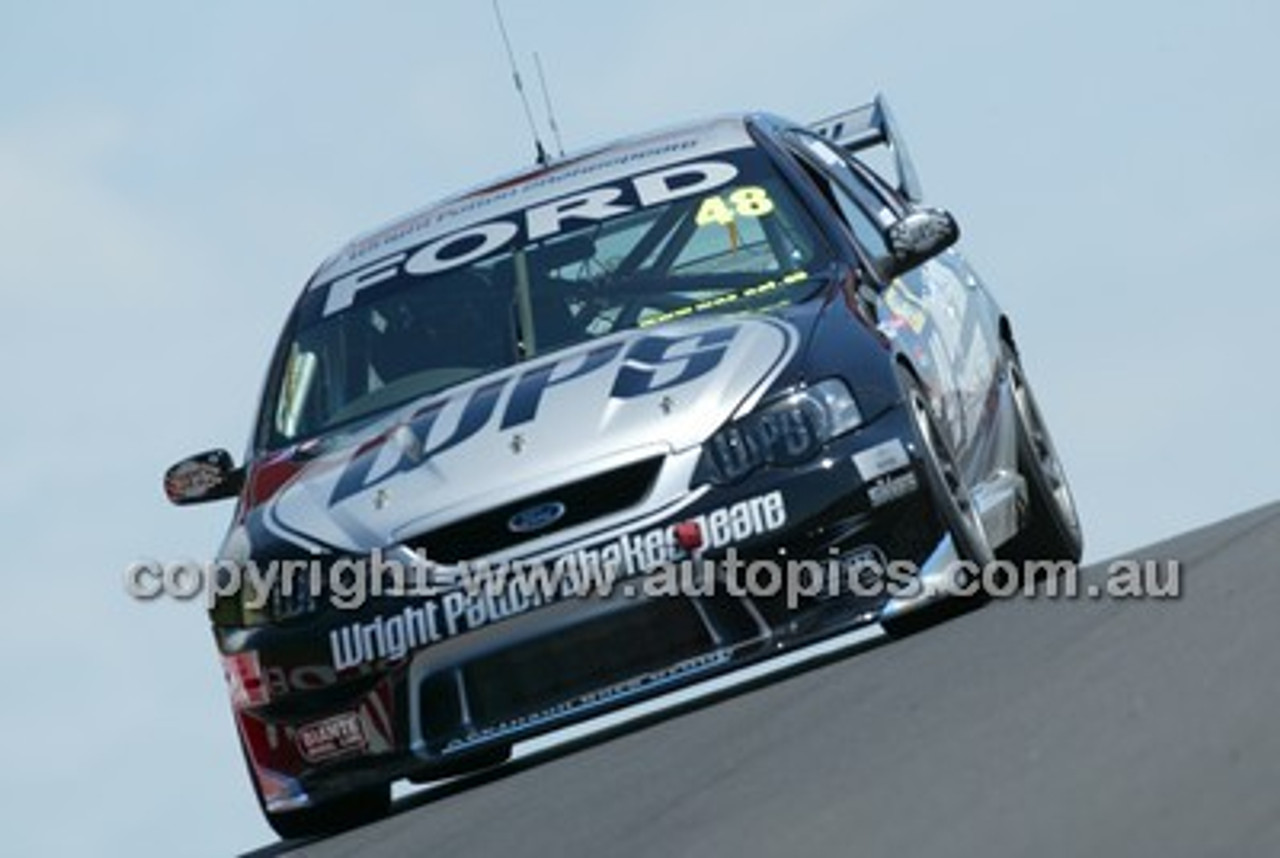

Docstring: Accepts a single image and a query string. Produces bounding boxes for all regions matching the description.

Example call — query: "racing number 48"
[695,186,775,227]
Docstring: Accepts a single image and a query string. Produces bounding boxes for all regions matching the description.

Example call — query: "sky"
[1,1,1277,854]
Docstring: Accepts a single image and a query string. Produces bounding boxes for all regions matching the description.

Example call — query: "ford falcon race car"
[165,95,1081,839]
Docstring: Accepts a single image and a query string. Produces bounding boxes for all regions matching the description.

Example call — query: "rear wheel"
[1002,348,1083,565]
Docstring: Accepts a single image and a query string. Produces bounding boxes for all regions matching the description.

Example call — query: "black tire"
[262,784,391,841]
[239,739,391,841]
[886,367,993,634]
[901,367,995,568]
[1002,347,1084,565]
[407,743,513,783]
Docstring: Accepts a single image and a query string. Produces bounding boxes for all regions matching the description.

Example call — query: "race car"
[164,95,1081,839]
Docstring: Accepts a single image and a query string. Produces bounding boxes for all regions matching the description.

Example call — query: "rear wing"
[809,94,924,203]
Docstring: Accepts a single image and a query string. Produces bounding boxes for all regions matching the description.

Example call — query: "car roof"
[309,113,769,288]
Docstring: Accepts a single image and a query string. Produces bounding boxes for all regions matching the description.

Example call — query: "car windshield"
[258,143,833,450]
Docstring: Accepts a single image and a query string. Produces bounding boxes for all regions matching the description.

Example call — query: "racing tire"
[885,367,994,634]
[407,744,513,783]
[262,784,392,841]
[1001,347,1083,567]
[240,739,392,841]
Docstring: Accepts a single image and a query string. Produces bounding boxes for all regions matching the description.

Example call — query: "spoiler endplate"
[809,94,924,203]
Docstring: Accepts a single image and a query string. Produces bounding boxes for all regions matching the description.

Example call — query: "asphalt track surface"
[248,502,1280,857]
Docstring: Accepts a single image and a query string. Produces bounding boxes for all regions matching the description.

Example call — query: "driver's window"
[831,182,891,261]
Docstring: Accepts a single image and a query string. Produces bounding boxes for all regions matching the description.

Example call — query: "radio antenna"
[534,52,565,158]
[493,0,549,167]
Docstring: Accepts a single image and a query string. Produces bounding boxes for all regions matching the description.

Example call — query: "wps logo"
[327,324,739,506]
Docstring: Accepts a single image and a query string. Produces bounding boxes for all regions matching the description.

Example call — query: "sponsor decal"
[295,712,367,763]
[321,158,742,315]
[330,602,445,671]
[558,490,787,582]
[357,683,396,754]
[327,323,744,507]
[852,438,911,483]
[328,491,789,669]
[223,651,269,709]
[638,269,808,329]
[166,460,222,496]
[226,657,356,710]
[919,257,967,306]
[842,544,889,588]
[261,663,341,697]
[673,520,703,551]
[843,544,889,586]
[164,455,230,503]
[846,544,888,567]
[867,471,919,508]
[327,137,708,274]
[884,279,926,333]
[876,315,910,340]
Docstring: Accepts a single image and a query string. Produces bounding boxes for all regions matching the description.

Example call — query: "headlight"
[695,378,862,485]
[211,554,333,627]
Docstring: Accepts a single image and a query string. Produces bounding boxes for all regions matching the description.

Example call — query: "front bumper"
[219,405,955,810]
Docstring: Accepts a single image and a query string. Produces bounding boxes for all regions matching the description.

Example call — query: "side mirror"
[164,449,244,506]
[886,208,960,275]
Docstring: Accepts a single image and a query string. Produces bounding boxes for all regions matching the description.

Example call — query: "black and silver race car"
[165,95,1081,838]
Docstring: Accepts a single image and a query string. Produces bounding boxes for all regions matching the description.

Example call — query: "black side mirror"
[886,208,960,275]
[164,449,244,506]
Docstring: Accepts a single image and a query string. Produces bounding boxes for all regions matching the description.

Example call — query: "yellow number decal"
[729,186,774,217]
[695,186,775,227]
[695,195,735,226]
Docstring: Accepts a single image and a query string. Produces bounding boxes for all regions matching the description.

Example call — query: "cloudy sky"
[2,1,1276,854]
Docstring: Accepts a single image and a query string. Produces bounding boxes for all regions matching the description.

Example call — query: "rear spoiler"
[809,94,924,203]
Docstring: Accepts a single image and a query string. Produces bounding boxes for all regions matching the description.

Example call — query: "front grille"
[462,598,712,728]
[416,598,716,752]
[406,457,662,564]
